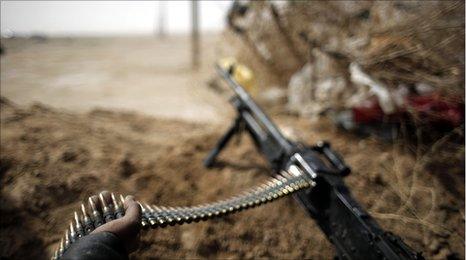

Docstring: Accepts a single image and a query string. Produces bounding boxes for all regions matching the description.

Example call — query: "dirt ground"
[0,97,464,259]
[0,37,464,259]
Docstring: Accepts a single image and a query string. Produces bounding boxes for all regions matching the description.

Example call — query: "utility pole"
[156,1,166,38]
[191,0,200,69]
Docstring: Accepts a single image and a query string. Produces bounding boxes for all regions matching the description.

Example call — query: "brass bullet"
[167,206,183,223]
[197,204,208,220]
[176,209,186,224]
[140,203,153,224]
[51,249,58,260]
[81,203,94,234]
[159,206,175,225]
[88,197,104,227]
[138,202,149,229]
[275,174,288,184]
[269,182,284,197]
[287,178,299,191]
[281,170,294,179]
[151,205,168,227]
[261,181,276,201]
[179,206,193,223]
[81,203,88,216]
[204,205,215,218]
[190,204,202,220]
[119,194,125,205]
[99,193,114,223]
[69,222,77,243]
[219,200,230,215]
[112,193,124,219]
[64,229,70,249]
[184,206,198,222]
[99,193,107,207]
[88,197,97,212]
[281,186,289,195]
[219,202,229,214]
[144,204,158,228]
[276,175,294,193]
[58,238,64,257]
[74,211,85,237]
[111,193,119,207]
[272,176,284,186]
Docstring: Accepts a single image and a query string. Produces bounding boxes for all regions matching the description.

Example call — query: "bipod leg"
[204,116,242,168]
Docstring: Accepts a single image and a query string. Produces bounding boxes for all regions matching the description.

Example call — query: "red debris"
[351,93,464,127]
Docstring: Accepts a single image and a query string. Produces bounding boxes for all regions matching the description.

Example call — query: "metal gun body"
[205,64,422,260]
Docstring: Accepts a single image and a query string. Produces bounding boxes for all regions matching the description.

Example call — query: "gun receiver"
[205,64,423,260]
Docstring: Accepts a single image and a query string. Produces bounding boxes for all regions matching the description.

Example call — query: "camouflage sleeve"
[61,232,128,260]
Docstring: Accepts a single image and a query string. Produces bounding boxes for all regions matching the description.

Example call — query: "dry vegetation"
[231,1,464,95]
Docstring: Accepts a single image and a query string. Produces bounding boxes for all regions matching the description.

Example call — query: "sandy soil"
[0,36,232,123]
[0,36,464,259]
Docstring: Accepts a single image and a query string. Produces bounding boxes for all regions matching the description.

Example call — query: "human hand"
[89,191,142,253]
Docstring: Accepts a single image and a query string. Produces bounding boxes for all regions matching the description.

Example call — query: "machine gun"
[204,64,423,260]
[52,65,423,260]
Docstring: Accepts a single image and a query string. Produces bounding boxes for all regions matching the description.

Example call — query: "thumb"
[123,196,141,224]
[90,195,142,253]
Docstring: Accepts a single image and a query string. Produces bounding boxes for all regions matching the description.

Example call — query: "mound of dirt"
[0,98,463,259]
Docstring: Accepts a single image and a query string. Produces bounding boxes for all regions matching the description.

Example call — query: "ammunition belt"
[52,169,315,259]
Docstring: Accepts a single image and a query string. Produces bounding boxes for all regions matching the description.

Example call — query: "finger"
[123,196,141,224]
[123,195,135,210]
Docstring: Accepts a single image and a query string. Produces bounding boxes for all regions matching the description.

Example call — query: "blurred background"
[1,1,229,36]
[0,1,464,259]
[1,1,234,122]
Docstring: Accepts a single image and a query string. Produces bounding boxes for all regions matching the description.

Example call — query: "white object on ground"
[349,62,395,114]
[287,63,313,114]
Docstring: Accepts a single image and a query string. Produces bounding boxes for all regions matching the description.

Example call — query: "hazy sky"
[1,1,232,36]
